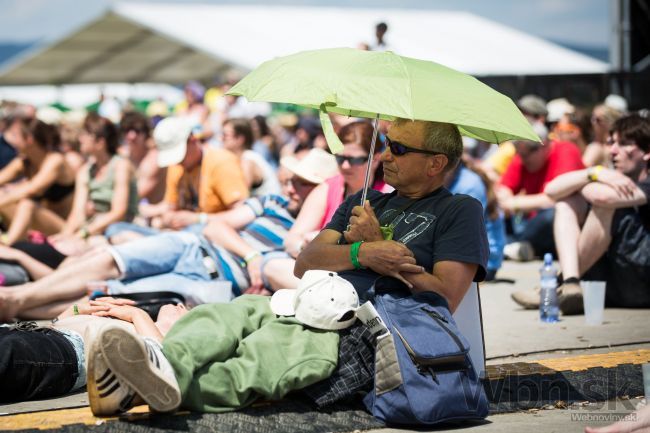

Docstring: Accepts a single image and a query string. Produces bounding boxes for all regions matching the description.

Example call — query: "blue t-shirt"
[448,165,505,272]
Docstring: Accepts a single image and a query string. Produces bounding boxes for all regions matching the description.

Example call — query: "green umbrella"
[228,47,539,202]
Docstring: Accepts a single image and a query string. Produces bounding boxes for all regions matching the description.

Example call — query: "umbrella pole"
[360,114,381,206]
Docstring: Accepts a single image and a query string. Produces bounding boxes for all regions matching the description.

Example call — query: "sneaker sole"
[99,326,181,413]
[559,293,584,315]
[87,336,111,416]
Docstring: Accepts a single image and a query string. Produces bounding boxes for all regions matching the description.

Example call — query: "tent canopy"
[0,3,609,85]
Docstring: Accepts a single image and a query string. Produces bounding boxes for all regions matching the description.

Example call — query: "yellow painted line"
[486,349,650,379]
[0,405,150,431]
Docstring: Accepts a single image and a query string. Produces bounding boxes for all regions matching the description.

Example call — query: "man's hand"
[595,168,637,198]
[344,201,383,243]
[162,210,198,230]
[357,240,424,288]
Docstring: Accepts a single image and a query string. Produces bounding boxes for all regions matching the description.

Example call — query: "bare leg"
[4,199,66,244]
[0,249,119,321]
[554,194,589,280]
[577,206,615,275]
[262,257,299,291]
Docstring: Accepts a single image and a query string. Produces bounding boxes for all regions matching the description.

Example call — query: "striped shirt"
[208,194,295,294]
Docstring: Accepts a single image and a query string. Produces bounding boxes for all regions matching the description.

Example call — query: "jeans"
[509,208,556,257]
[106,232,241,306]
[104,222,207,239]
[0,324,79,402]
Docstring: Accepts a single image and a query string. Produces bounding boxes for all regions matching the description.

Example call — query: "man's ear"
[642,149,650,162]
[428,154,448,176]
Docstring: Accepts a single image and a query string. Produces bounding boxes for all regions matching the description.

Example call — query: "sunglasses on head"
[385,136,445,157]
[335,155,369,166]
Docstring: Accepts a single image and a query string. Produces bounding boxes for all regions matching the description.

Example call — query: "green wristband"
[350,241,365,270]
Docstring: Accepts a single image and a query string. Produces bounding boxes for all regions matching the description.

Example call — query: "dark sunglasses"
[385,136,445,157]
[335,155,369,166]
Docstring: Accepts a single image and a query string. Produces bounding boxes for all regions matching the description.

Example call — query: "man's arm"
[295,229,424,287]
[501,193,555,213]
[582,181,648,208]
[404,261,478,313]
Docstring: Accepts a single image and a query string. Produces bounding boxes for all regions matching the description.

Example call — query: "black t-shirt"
[612,176,650,232]
[325,187,489,297]
[0,134,17,170]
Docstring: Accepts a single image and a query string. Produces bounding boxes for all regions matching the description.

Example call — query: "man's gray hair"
[393,118,462,171]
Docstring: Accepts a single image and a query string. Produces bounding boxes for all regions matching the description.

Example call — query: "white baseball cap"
[153,117,194,167]
[270,270,359,330]
[280,148,339,185]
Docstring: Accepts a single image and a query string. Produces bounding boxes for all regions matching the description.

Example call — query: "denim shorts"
[106,232,239,306]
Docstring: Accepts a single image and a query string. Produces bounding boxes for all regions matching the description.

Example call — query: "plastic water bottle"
[539,253,559,323]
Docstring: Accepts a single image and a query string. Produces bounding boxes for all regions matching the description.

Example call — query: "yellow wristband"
[588,165,604,182]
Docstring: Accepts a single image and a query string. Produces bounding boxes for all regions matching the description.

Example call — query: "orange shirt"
[163,148,249,213]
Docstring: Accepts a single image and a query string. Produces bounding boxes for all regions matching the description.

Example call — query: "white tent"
[0,83,184,108]
[0,3,609,86]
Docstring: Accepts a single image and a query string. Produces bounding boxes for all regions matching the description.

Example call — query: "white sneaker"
[503,241,535,262]
[97,325,181,413]
[87,334,140,416]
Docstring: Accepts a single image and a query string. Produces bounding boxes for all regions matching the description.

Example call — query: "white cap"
[604,94,628,113]
[280,148,339,185]
[546,98,575,122]
[153,117,194,167]
[270,270,359,330]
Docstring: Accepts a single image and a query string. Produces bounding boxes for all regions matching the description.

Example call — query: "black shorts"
[584,210,650,308]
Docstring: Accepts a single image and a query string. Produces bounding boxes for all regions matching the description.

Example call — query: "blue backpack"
[362,288,489,425]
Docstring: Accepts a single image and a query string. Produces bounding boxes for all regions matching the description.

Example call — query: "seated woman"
[48,114,139,257]
[221,118,281,197]
[283,120,392,256]
[0,118,76,245]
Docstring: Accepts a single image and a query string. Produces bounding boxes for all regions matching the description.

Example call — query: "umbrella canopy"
[228,47,539,146]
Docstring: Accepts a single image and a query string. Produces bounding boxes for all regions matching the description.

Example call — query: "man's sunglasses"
[385,136,445,157]
[335,155,369,166]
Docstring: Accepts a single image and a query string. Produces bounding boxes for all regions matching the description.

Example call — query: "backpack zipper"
[421,307,466,353]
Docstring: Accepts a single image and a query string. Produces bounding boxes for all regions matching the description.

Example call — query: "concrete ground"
[482,260,650,363]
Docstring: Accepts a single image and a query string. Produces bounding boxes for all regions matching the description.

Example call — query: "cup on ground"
[580,280,606,325]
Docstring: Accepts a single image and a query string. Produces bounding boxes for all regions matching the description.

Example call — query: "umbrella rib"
[395,54,414,120]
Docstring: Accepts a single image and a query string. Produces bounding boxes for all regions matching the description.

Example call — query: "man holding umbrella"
[296,118,488,312]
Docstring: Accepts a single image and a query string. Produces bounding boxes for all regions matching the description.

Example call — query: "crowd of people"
[0,79,648,430]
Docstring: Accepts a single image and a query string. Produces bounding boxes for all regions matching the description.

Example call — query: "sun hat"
[280,148,339,184]
[517,94,548,117]
[270,270,359,331]
[153,116,194,167]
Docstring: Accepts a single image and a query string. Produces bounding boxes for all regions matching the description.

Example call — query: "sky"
[0,0,610,48]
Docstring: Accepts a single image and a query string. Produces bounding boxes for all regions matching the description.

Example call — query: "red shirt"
[499,141,584,195]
